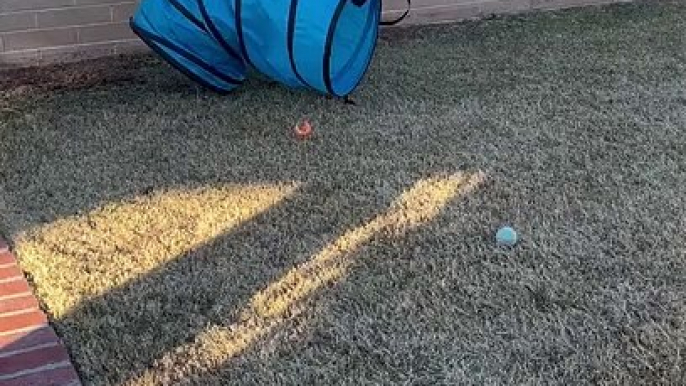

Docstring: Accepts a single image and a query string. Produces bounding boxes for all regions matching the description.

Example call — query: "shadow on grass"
[40,173,480,385]
[126,173,483,385]
[1,60,487,383]
[3,2,686,384]
[1,69,487,382]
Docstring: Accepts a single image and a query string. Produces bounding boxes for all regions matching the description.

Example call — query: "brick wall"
[0,0,138,69]
[0,0,630,69]
[383,0,630,25]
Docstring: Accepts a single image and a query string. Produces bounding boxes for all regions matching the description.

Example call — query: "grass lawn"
[2,1,686,384]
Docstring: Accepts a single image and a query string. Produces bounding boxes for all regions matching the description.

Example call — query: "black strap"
[130,19,233,93]
[323,0,347,97]
[287,0,316,89]
[131,17,242,87]
[343,96,357,105]
[197,0,244,63]
[168,0,206,32]
[234,0,255,69]
[380,0,411,26]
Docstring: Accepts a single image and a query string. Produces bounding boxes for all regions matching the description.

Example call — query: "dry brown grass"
[2,1,686,385]
[15,185,299,318]
[129,173,483,385]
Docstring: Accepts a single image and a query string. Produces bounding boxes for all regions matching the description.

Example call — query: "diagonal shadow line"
[45,177,433,386]
[127,172,484,385]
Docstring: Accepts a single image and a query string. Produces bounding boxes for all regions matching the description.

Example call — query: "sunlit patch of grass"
[3,1,686,384]
[14,184,299,318]
[129,173,483,385]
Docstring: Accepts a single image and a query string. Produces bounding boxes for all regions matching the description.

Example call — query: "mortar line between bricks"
[0,1,138,17]
[0,241,81,385]
[0,306,41,318]
[2,38,141,57]
[0,323,49,337]
[0,360,72,381]
[0,276,23,284]
[0,291,33,301]
[0,342,59,359]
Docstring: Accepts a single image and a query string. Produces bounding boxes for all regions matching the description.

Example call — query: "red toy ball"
[294,120,313,140]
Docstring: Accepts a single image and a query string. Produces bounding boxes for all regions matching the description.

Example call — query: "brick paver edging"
[0,237,82,386]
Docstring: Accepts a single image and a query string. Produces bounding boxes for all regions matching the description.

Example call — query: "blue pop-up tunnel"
[130,0,247,94]
[131,0,383,97]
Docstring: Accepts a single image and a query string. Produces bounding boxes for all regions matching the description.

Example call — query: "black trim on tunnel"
[169,0,207,32]
[323,0,348,97]
[286,0,316,90]
[234,0,255,69]
[197,0,244,63]
[130,18,241,94]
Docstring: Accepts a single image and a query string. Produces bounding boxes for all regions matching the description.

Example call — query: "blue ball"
[496,226,518,247]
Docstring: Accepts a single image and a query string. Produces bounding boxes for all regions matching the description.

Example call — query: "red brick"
[0,327,57,352]
[0,345,70,376]
[0,251,15,266]
[0,310,47,334]
[0,265,23,281]
[0,365,81,386]
[0,279,30,296]
[0,294,39,315]
[0,237,8,251]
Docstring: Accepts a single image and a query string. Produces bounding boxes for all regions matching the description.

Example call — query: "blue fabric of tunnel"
[132,0,382,97]
[130,0,246,94]
[327,0,381,96]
